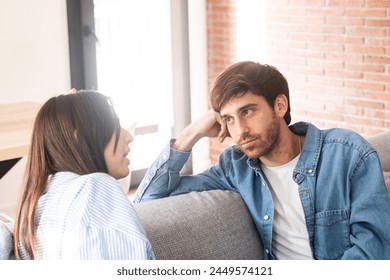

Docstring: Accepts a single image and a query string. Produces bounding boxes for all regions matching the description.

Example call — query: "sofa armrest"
[0,220,14,260]
[134,190,263,260]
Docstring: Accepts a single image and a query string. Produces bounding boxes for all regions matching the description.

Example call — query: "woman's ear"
[274,94,288,118]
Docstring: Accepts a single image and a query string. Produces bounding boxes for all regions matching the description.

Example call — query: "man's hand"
[69,88,77,94]
[194,110,221,138]
[172,109,229,152]
[214,111,230,143]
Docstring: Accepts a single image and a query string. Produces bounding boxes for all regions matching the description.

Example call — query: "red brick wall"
[206,0,390,163]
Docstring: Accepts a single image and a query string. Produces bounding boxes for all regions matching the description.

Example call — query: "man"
[134,61,390,259]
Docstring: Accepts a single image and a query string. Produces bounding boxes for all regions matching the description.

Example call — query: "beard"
[236,113,281,159]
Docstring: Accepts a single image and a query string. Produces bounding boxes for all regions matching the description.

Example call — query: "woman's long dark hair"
[13,91,120,259]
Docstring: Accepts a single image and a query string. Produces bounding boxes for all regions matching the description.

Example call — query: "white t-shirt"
[261,155,313,260]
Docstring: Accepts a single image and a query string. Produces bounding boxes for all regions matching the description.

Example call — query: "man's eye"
[223,117,232,124]
[243,109,251,116]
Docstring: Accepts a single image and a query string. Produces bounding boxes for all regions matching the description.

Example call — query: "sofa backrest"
[134,190,264,260]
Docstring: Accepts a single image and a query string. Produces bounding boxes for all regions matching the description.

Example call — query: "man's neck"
[260,129,303,167]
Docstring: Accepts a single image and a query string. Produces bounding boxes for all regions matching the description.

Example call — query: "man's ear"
[274,94,288,118]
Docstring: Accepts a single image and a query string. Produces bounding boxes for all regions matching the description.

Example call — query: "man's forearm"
[171,125,203,152]
[172,110,224,152]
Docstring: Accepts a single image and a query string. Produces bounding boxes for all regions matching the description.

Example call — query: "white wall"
[0,0,70,215]
[0,0,70,104]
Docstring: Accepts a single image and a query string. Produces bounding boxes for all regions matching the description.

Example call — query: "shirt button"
[265,249,269,254]
[162,154,168,160]
[264,215,269,220]
[308,169,313,174]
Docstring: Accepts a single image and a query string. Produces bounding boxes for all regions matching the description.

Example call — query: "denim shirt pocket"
[314,209,350,260]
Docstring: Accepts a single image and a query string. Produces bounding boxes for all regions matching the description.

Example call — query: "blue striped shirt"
[20,172,155,260]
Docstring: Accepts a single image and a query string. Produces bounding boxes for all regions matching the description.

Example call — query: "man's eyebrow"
[238,103,258,111]
[220,113,230,120]
[220,103,259,119]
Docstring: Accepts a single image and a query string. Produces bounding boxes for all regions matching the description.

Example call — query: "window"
[93,0,173,172]
[67,0,192,191]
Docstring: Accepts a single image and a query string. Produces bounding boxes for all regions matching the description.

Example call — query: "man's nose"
[235,118,250,140]
[236,118,249,135]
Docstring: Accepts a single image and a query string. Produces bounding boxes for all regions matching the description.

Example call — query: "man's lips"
[237,138,257,147]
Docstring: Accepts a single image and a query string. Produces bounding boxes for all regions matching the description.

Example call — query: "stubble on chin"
[239,139,275,159]
[237,123,281,160]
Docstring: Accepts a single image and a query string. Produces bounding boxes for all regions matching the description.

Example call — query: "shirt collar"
[242,122,323,181]
[290,122,323,182]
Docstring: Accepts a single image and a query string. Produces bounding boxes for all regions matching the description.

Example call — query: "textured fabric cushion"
[367,131,390,172]
[0,221,15,260]
[134,190,263,260]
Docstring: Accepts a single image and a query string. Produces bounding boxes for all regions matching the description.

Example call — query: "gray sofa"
[134,131,390,260]
[1,133,388,260]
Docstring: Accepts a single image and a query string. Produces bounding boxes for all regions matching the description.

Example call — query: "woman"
[13,90,155,260]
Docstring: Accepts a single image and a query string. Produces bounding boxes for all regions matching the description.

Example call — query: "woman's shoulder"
[53,171,118,187]
[48,171,122,202]
[74,172,123,198]
[79,172,118,185]
[47,172,129,223]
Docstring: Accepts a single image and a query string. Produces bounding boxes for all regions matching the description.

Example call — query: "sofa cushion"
[367,131,390,172]
[134,190,263,260]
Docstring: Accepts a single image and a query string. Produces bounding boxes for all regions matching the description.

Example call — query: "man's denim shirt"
[134,122,390,260]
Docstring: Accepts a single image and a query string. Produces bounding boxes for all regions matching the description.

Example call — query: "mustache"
[236,134,261,146]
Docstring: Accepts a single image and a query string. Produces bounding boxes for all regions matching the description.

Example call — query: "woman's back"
[18,172,154,259]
